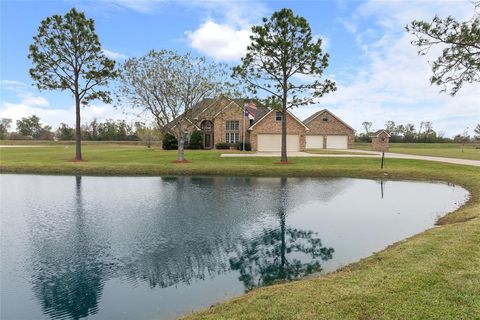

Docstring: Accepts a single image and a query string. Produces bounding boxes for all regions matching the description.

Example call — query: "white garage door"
[326,135,348,149]
[306,135,323,149]
[257,134,300,152]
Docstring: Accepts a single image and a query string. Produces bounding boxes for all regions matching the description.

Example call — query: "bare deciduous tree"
[474,124,480,141]
[117,50,227,161]
[362,121,372,135]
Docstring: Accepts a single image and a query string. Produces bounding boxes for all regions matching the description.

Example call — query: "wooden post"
[381,151,385,169]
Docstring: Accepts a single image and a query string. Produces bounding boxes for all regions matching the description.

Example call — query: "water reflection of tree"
[30,176,109,320]
[121,176,340,290]
[120,176,258,288]
[229,178,334,291]
[25,176,341,318]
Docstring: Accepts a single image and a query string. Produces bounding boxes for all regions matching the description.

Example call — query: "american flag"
[244,103,256,120]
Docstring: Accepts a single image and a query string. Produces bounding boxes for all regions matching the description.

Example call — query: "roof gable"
[191,97,269,124]
[303,109,355,132]
[248,109,310,131]
[370,129,391,137]
[212,100,241,118]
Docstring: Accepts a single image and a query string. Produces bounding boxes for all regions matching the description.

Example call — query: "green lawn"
[1,143,479,319]
[355,142,480,160]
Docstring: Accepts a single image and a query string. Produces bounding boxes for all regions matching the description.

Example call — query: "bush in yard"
[55,123,75,140]
[188,131,203,149]
[235,141,251,151]
[8,132,32,140]
[215,142,232,149]
[162,133,178,150]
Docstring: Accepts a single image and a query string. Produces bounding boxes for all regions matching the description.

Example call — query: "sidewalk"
[221,150,480,167]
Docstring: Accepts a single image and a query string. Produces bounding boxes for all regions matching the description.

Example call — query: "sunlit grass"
[355,142,480,160]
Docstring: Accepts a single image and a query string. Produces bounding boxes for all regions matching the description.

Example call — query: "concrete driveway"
[221,150,480,167]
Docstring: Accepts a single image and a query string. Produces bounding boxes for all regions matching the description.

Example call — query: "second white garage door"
[326,135,348,149]
[306,135,323,149]
[257,134,300,152]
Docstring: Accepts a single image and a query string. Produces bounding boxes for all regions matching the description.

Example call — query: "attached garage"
[303,109,355,149]
[326,135,348,149]
[257,134,300,152]
[306,135,323,149]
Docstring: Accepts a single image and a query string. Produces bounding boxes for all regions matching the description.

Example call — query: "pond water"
[0,174,469,320]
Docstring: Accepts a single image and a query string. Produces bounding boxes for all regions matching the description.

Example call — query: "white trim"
[212,101,238,118]
[289,111,310,130]
[303,109,355,132]
[196,98,222,118]
[248,109,273,130]
[171,117,201,130]
[371,129,391,137]
[248,109,310,131]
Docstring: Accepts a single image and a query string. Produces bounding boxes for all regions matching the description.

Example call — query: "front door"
[204,133,211,149]
[201,120,214,149]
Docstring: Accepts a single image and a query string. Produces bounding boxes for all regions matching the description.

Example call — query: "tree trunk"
[279,177,287,278]
[280,90,288,163]
[177,124,185,161]
[75,93,82,161]
[279,205,286,277]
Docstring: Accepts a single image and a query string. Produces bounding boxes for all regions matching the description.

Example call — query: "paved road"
[221,150,480,167]
[0,145,53,148]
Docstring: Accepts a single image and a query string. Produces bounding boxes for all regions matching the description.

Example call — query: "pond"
[0,174,469,320]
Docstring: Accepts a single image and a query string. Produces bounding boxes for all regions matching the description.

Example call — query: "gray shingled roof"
[303,109,355,132]
[370,129,391,137]
[174,97,270,127]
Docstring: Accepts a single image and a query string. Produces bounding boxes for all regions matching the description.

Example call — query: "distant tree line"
[2,116,479,145]
[356,121,480,143]
[0,115,163,144]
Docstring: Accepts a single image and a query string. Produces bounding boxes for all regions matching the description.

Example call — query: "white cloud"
[185,0,269,62]
[17,93,50,107]
[186,21,251,61]
[338,17,357,33]
[102,48,128,60]
[292,0,479,137]
[1,90,139,131]
[1,100,139,129]
[99,0,164,14]
[0,80,29,93]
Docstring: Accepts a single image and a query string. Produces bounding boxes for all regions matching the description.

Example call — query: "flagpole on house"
[243,104,246,152]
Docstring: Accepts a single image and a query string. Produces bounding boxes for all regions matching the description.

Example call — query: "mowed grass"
[355,142,480,160]
[1,142,480,319]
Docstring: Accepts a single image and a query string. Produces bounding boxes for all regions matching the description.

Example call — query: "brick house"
[303,109,355,149]
[178,97,355,151]
[176,96,269,149]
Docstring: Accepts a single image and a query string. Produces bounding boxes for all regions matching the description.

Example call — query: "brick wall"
[372,132,389,151]
[213,104,249,147]
[305,111,355,148]
[250,111,307,151]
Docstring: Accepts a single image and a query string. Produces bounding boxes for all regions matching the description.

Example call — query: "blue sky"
[0,0,478,136]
